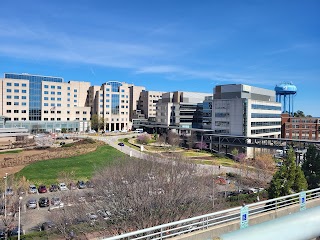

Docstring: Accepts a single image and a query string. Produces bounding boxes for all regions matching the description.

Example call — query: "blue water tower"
[275,83,297,116]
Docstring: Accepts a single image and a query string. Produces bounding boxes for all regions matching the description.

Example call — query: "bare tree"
[252,153,276,182]
[157,133,167,146]
[167,130,180,149]
[92,157,213,234]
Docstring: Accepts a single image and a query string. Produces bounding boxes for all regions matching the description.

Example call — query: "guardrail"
[104,188,320,240]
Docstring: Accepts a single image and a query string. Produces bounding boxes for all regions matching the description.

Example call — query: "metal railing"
[104,188,320,240]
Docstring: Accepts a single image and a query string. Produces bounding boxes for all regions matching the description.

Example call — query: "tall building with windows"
[156,91,209,128]
[1,73,91,132]
[212,84,281,137]
[138,90,164,121]
[89,81,131,131]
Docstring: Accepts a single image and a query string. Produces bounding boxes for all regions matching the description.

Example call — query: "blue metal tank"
[274,83,297,95]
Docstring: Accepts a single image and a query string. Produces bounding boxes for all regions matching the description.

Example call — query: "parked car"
[86,181,94,188]
[5,188,14,196]
[41,221,55,231]
[38,197,49,207]
[69,182,77,190]
[49,184,59,192]
[0,229,5,240]
[26,199,37,209]
[49,197,64,210]
[38,185,47,194]
[29,185,37,194]
[58,183,68,191]
[77,181,86,189]
[8,227,23,238]
[118,142,125,147]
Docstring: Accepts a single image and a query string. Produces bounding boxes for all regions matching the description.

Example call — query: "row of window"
[6,110,27,113]
[215,113,230,118]
[251,128,281,135]
[43,91,64,95]
[251,114,281,118]
[99,112,129,115]
[42,110,87,114]
[44,97,62,101]
[6,89,27,93]
[44,85,77,92]
[43,118,86,121]
[99,105,128,108]
[6,118,27,121]
[251,104,281,111]
[251,121,281,127]
[6,102,27,106]
[6,82,27,87]
[7,96,27,99]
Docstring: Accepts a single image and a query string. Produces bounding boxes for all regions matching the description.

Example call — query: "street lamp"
[18,196,23,240]
[4,173,8,220]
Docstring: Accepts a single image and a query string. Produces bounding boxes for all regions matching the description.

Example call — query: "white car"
[29,185,37,194]
[58,183,68,191]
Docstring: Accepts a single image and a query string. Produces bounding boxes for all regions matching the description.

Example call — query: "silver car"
[29,185,37,194]
[26,199,37,209]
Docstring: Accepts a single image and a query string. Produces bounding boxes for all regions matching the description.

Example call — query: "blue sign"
[240,205,249,229]
[300,191,306,211]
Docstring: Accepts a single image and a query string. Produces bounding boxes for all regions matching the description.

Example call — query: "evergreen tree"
[302,145,320,189]
[268,148,308,198]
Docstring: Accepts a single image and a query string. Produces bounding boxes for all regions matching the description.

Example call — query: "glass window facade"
[107,81,122,92]
[251,104,281,111]
[5,73,63,120]
[111,94,119,114]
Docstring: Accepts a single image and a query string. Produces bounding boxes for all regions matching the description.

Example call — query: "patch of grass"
[0,149,23,154]
[16,145,126,185]
[183,151,212,157]
[213,157,238,167]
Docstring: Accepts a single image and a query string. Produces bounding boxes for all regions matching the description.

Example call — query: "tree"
[268,148,308,198]
[293,110,305,117]
[90,114,99,131]
[302,145,320,189]
[99,116,105,130]
[136,134,151,145]
[167,130,180,149]
[61,128,67,133]
[253,153,276,181]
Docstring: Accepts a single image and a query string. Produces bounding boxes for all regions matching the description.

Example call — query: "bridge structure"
[104,188,320,240]
[139,124,319,156]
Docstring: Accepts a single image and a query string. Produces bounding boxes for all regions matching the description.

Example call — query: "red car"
[38,185,47,193]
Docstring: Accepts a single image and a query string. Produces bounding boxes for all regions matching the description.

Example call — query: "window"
[106,88,110,91]
[50,103,55,107]
[74,89,78,92]
[44,118,48,121]
[83,111,87,114]
[51,85,55,89]
[14,110,19,113]
[57,86,61,89]
[67,104,70,107]
[57,92,61,95]
[74,94,77,98]
[57,111,61,114]
[121,95,125,98]
[22,118,26,121]
[83,118,87,120]
[67,98,70,102]
[6,95,11,99]
[51,118,55,121]
[67,93,70,96]
[67,118,70,121]
[44,91,48,94]
[67,111,70,114]
[22,110,26,113]
[100,99,103,102]
[22,90,27,93]
[67,87,70,90]
[6,83,12,86]
[14,102,19,106]
[76,118,79,120]
[44,97,48,100]
[106,105,110,108]
[121,89,125,92]
[44,85,49,88]
[22,102,26,106]
[100,94,103,97]
[6,110,11,113]
[106,99,110,102]
[76,111,80,114]
[106,94,110,97]
[44,110,48,113]
[57,103,61,107]
[74,100,77,103]
[6,89,11,93]
[14,118,19,121]
[51,97,55,101]
[22,83,27,87]
[14,96,19,99]
[51,91,55,95]
[57,98,61,101]
[14,89,19,93]
[14,83,19,87]
[22,96,26,99]
[44,103,48,106]
[57,118,61,121]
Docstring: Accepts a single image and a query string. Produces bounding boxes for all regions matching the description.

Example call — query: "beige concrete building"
[129,85,145,121]
[0,78,30,121]
[138,90,164,121]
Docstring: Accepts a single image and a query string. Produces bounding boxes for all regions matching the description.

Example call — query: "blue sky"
[1,1,320,115]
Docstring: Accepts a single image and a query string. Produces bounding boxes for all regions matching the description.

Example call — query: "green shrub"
[82,138,96,144]
[62,143,75,147]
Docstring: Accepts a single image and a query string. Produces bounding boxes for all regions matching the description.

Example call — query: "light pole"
[18,196,23,240]
[4,173,8,220]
